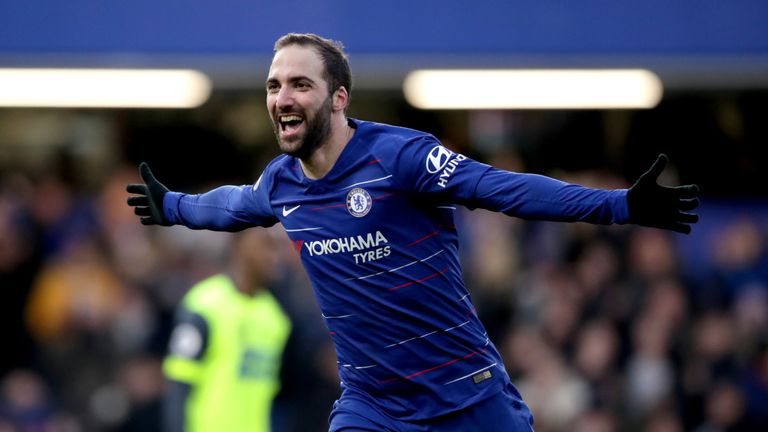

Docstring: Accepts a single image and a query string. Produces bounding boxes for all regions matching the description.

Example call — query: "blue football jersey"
[164,118,630,420]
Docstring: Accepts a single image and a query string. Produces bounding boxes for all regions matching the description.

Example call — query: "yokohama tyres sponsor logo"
[305,231,388,257]
[304,231,391,264]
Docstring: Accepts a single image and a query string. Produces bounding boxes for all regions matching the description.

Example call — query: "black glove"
[627,154,700,234]
[126,162,172,226]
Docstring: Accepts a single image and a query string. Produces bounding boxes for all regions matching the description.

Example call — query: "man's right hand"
[126,162,172,226]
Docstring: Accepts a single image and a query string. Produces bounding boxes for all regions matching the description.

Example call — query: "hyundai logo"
[426,146,454,174]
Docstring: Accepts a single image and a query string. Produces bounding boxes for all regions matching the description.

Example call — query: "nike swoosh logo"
[282,205,301,217]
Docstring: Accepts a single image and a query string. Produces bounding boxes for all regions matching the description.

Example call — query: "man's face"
[266,45,333,159]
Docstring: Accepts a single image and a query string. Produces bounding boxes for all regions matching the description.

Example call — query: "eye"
[296,81,310,90]
[266,82,279,93]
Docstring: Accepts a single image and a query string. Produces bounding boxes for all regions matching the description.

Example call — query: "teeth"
[279,115,303,123]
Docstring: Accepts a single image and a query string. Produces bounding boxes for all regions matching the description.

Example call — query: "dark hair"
[274,33,352,98]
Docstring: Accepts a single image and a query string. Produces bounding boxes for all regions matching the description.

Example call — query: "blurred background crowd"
[0,89,767,432]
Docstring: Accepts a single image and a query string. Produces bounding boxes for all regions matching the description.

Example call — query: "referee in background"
[162,228,292,432]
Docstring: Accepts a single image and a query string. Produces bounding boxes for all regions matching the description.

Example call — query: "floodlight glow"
[404,69,663,109]
[0,68,212,108]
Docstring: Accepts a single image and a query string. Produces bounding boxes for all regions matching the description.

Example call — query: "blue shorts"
[328,382,535,431]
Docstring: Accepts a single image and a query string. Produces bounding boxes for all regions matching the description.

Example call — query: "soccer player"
[128,33,699,431]
[163,228,291,432]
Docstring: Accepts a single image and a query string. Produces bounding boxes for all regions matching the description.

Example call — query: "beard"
[273,95,332,160]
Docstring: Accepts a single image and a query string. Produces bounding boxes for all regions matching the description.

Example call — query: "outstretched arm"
[376,136,700,233]
[126,162,278,231]
[474,154,699,233]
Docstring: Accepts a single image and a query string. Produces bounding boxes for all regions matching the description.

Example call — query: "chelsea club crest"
[346,188,372,217]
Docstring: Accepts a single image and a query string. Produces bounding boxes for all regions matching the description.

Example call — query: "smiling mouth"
[278,114,304,132]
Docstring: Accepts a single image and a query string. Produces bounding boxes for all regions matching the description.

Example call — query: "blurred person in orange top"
[25,234,123,346]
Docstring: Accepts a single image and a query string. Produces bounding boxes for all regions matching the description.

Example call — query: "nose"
[275,87,294,110]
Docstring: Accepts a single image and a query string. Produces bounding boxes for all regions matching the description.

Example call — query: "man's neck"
[230,267,260,297]
[300,116,353,180]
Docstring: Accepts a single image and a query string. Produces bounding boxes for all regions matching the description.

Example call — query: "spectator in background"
[0,369,56,431]
[25,234,123,346]
[24,232,126,428]
[709,217,768,310]
[694,380,746,432]
[573,319,622,409]
[740,341,768,430]
[0,173,40,377]
[573,408,618,432]
[644,411,685,432]
[163,227,291,432]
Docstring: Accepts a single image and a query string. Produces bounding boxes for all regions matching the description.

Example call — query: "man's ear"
[332,86,349,112]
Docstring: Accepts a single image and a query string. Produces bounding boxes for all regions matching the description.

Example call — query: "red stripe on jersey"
[373,192,396,201]
[389,267,449,291]
[311,203,347,211]
[377,348,487,384]
[406,231,439,247]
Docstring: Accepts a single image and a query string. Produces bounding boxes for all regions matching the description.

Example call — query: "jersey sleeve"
[473,168,630,224]
[163,309,210,385]
[376,135,629,224]
[163,171,279,231]
[374,134,492,205]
